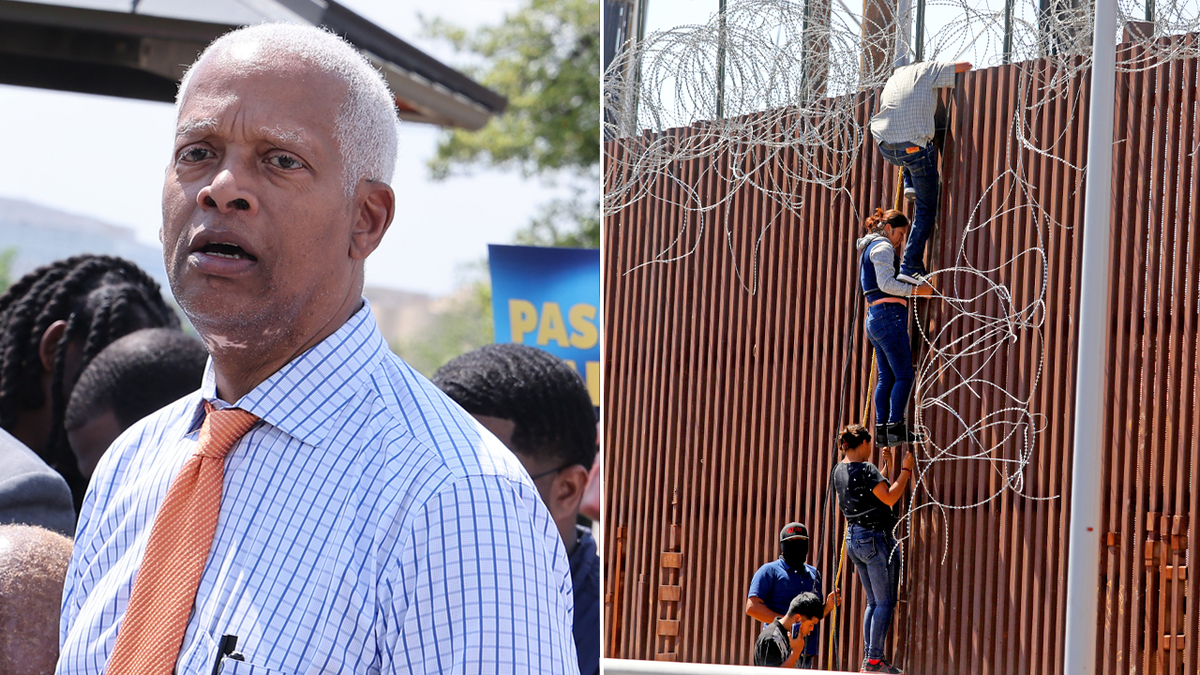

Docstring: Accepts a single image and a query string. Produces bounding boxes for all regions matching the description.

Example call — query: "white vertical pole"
[1064,1,1118,673]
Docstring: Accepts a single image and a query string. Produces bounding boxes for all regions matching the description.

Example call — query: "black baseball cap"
[779,522,809,542]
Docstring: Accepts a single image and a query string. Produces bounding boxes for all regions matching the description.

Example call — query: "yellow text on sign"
[508,300,599,350]
[508,299,601,405]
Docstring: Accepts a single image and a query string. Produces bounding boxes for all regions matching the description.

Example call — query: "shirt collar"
[195,300,387,447]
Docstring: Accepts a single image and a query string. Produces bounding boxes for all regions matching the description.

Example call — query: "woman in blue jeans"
[856,208,922,448]
[834,424,915,673]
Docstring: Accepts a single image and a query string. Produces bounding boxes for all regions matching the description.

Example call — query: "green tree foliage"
[514,187,599,248]
[424,0,600,248]
[393,277,495,378]
[0,248,15,293]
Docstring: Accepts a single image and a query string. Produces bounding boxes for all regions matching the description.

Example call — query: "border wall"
[604,37,1200,675]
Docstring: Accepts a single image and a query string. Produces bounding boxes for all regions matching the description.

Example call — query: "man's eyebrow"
[258,126,311,148]
[176,117,219,137]
[174,121,310,148]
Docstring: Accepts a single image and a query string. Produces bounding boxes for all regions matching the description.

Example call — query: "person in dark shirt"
[64,328,208,481]
[833,424,916,673]
[753,592,824,668]
[0,256,179,509]
[746,522,839,667]
[433,344,599,675]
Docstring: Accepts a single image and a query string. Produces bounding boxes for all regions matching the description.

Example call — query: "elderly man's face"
[161,49,362,355]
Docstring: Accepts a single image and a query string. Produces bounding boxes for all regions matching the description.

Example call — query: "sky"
[0,0,567,296]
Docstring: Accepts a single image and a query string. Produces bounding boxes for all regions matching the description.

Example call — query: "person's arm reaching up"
[872,453,917,507]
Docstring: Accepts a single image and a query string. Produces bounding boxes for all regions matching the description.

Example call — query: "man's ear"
[549,464,590,517]
[38,320,68,371]
[349,182,395,261]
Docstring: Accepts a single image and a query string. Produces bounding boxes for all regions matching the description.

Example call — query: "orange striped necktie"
[107,401,259,675]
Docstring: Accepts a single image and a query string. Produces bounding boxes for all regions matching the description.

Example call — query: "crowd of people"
[0,22,599,675]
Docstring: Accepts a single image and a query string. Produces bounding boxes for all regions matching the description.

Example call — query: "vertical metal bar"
[716,0,726,119]
[1003,0,1015,63]
[915,0,925,61]
[1064,1,1118,673]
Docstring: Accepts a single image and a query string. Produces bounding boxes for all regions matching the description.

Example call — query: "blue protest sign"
[489,244,600,405]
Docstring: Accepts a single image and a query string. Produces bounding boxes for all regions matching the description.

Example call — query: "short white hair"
[176,23,400,193]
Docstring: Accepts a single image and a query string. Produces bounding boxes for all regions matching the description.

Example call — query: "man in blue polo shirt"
[747,522,839,668]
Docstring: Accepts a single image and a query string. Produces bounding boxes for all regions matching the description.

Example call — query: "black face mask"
[781,539,808,570]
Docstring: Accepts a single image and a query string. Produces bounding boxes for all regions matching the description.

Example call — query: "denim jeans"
[865,303,914,426]
[878,142,939,276]
[846,524,901,661]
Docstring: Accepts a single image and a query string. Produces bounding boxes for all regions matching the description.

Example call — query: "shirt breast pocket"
[218,659,299,675]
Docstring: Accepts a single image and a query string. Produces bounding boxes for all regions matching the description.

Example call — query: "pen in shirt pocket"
[210,634,244,675]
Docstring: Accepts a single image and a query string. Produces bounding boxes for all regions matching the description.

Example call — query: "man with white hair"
[57,23,578,675]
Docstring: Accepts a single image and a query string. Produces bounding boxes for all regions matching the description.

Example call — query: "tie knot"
[196,401,260,460]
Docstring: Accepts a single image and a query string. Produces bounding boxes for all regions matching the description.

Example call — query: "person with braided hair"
[0,255,178,509]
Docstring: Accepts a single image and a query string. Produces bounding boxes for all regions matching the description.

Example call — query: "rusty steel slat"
[642,145,678,659]
[605,137,631,660]
[1171,43,1197,675]
[623,151,656,661]
[985,64,1016,675]
[1111,39,1140,671]
[602,140,627,660]
[722,141,755,663]
[1141,47,1170,675]
[608,140,638,660]
[1182,40,1200,675]
[666,128,691,660]
[942,66,979,675]
[703,142,734,663]
[1104,41,1135,675]
[969,64,1003,674]
[681,129,711,663]
[659,134,689,660]
[963,64,995,675]
[1043,56,1077,675]
[634,151,671,662]
[690,135,722,664]
[725,149,759,663]
[1016,60,1046,675]
[705,136,734,658]
[1033,60,1060,675]
[920,85,960,675]
[1003,64,1033,675]
[687,132,716,664]
[1161,47,1189,675]
[1000,64,1027,675]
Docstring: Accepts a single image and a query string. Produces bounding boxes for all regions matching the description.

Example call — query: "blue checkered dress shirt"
[57,301,579,674]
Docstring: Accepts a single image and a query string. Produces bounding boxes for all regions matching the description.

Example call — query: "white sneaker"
[904,187,917,202]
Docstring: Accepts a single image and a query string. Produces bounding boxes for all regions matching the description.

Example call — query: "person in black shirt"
[753,592,824,668]
[833,424,915,673]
